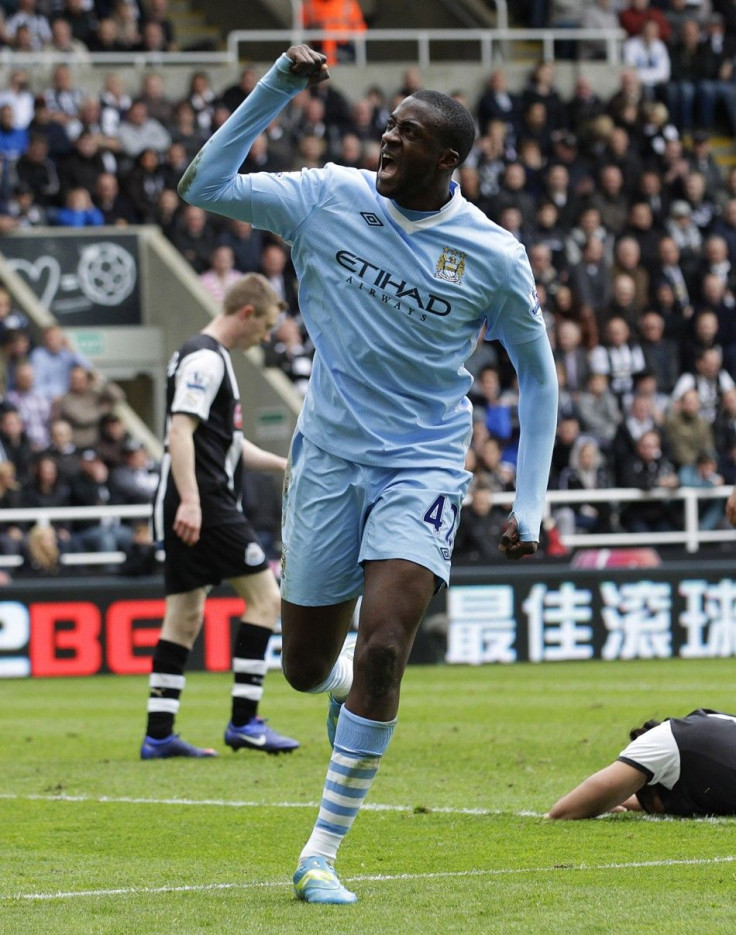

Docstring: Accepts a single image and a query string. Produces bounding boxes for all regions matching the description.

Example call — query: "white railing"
[288,0,510,32]
[226,27,626,68]
[0,503,156,570]
[0,26,626,72]
[0,486,734,572]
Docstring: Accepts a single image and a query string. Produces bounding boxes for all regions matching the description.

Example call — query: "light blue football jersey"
[180,55,558,539]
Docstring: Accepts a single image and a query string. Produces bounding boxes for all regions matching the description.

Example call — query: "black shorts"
[163,516,270,595]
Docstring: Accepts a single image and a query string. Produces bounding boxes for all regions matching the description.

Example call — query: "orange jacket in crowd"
[301,0,367,65]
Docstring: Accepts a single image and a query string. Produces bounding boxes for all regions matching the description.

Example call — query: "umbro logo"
[360,212,383,227]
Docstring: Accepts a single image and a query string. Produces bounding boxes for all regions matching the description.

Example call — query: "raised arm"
[547,760,647,819]
[178,46,328,218]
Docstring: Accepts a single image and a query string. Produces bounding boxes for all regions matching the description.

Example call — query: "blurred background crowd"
[2,0,736,571]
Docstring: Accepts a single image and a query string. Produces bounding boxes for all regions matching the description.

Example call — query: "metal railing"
[1,485,733,573]
[0,26,626,73]
[288,0,510,32]
[227,27,627,68]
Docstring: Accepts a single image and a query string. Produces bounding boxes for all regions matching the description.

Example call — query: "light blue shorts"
[280,432,472,606]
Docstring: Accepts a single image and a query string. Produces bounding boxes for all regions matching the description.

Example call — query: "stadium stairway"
[169,0,223,51]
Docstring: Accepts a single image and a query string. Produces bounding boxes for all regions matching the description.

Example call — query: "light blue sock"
[299,706,396,862]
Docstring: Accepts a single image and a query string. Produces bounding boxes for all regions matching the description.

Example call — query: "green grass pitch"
[2,659,736,934]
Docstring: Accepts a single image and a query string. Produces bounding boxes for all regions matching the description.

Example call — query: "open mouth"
[378,151,398,180]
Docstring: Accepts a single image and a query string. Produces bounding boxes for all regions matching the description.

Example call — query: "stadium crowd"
[2,0,736,568]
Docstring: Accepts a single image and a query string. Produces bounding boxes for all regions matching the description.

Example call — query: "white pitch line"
[0,792,543,818]
[4,856,736,902]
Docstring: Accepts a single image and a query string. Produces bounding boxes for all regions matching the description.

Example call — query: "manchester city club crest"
[435,246,466,283]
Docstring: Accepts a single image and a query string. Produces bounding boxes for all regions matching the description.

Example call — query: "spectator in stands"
[96,411,130,469]
[652,234,694,321]
[550,414,582,488]
[5,0,51,49]
[673,345,736,422]
[697,235,736,301]
[0,325,31,393]
[150,186,179,236]
[29,324,92,402]
[607,68,645,132]
[636,168,670,227]
[696,274,736,373]
[169,99,206,159]
[44,416,80,484]
[99,72,132,139]
[0,406,33,479]
[623,19,671,101]
[262,315,314,399]
[159,141,189,191]
[220,67,259,115]
[167,203,216,273]
[55,186,105,227]
[0,69,34,130]
[43,64,84,127]
[109,437,159,504]
[0,287,29,348]
[474,365,514,451]
[198,244,243,304]
[590,315,647,404]
[87,15,125,52]
[16,133,60,207]
[554,435,614,536]
[475,68,519,138]
[17,523,67,578]
[665,201,703,279]
[26,96,70,164]
[6,360,51,450]
[679,450,725,530]
[46,14,90,59]
[666,20,714,134]
[111,0,142,49]
[59,131,108,198]
[589,164,629,238]
[664,386,716,469]
[300,0,367,65]
[611,391,660,478]
[56,0,97,47]
[580,0,620,61]
[67,97,122,160]
[612,235,649,314]
[185,70,216,135]
[121,146,165,222]
[638,309,680,394]
[620,0,671,43]
[69,447,132,557]
[529,201,567,270]
[0,460,24,556]
[215,219,264,275]
[715,385,736,456]
[3,181,47,227]
[601,272,639,332]
[92,171,138,225]
[553,319,590,395]
[623,200,661,269]
[576,370,622,451]
[602,126,642,198]
[259,241,299,316]
[0,104,29,169]
[452,477,509,565]
[710,198,736,268]
[619,428,679,532]
[141,0,175,49]
[681,308,720,376]
[20,453,72,541]
[50,364,124,449]
[116,98,171,159]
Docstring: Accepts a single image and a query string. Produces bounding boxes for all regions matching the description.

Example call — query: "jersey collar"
[382,180,464,233]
